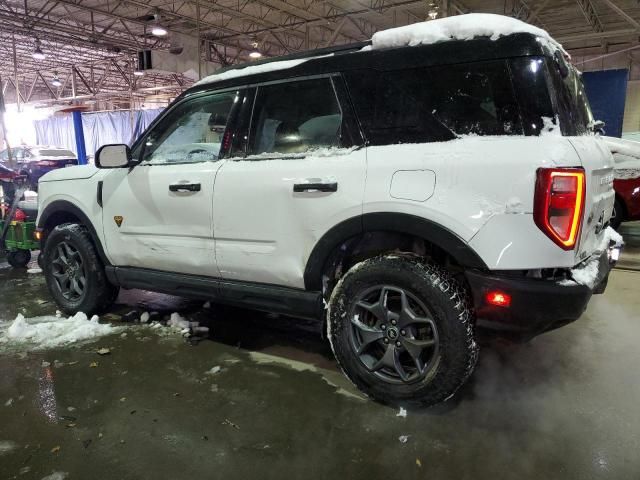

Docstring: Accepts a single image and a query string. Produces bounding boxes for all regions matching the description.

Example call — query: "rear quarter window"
[345,59,523,145]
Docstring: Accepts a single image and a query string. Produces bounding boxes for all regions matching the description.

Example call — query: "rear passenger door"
[213,75,366,289]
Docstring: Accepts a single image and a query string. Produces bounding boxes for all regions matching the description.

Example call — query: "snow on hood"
[0,312,119,351]
[39,164,99,183]
[603,136,640,158]
[602,137,640,179]
[194,54,331,87]
[371,13,565,53]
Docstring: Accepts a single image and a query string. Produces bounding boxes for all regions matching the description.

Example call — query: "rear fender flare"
[304,212,487,291]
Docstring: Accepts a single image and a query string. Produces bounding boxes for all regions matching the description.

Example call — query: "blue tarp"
[582,69,628,138]
[33,109,162,157]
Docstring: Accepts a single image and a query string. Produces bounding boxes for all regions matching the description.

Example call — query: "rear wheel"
[7,250,31,268]
[327,255,478,407]
[43,223,119,315]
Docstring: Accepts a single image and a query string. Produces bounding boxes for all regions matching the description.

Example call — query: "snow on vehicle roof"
[370,13,564,53]
[194,57,323,87]
[195,14,564,87]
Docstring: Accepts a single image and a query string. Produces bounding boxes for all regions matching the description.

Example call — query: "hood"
[39,165,99,182]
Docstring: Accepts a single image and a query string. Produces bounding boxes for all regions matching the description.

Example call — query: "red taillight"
[534,168,585,250]
[486,290,511,308]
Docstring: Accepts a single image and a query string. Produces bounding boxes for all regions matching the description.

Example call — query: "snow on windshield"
[370,13,564,52]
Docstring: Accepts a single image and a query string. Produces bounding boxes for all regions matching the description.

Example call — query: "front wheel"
[43,223,119,315]
[7,249,31,268]
[327,255,478,407]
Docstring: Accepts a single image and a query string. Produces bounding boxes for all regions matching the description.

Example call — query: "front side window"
[346,60,523,145]
[141,91,239,164]
[248,78,343,156]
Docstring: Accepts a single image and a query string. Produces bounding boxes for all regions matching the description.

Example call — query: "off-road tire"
[43,223,119,315]
[327,255,478,408]
[7,249,31,268]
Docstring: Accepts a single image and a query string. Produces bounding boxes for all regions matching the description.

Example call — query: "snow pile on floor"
[0,312,118,350]
[371,14,563,52]
[148,312,209,338]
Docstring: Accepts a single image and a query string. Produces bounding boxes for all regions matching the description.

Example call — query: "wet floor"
[1,224,640,480]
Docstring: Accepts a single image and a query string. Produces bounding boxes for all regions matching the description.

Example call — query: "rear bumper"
[466,244,622,338]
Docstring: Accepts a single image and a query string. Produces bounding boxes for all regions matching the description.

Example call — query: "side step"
[105,266,323,320]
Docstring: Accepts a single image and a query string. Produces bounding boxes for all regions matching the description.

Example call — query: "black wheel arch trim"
[304,212,488,291]
[37,200,111,266]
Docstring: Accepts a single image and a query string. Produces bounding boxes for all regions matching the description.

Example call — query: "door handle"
[293,182,338,193]
[169,183,201,193]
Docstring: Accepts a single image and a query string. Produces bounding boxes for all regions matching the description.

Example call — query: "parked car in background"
[603,136,640,229]
[0,146,77,190]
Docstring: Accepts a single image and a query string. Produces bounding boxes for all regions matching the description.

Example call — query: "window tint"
[509,57,555,136]
[141,92,239,164]
[248,78,342,156]
[346,60,523,145]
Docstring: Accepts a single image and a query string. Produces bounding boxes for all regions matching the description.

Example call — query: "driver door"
[101,90,242,277]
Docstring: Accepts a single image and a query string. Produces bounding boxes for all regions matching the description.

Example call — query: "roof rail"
[213,41,371,75]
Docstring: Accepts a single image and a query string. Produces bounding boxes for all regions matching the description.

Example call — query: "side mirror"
[95,144,131,169]
[592,120,606,136]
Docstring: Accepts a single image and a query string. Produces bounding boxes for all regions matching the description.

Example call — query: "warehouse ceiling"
[2,0,640,105]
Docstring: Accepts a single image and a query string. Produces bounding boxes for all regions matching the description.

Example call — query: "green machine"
[1,187,41,268]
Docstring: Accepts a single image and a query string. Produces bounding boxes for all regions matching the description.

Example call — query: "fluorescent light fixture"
[133,70,145,76]
[151,25,168,36]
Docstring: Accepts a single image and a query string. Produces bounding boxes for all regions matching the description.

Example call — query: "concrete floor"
[1,224,639,480]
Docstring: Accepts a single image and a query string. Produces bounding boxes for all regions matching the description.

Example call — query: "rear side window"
[346,60,523,145]
[248,78,343,156]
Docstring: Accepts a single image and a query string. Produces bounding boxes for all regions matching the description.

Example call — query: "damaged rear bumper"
[465,241,623,339]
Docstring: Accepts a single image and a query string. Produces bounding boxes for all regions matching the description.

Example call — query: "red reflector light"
[36,160,57,167]
[486,291,511,308]
[533,168,585,250]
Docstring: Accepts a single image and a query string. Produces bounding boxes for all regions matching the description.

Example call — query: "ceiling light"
[151,25,168,36]
[133,70,145,76]
[249,51,262,59]
[427,2,439,20]
[32,39,46,60]
[51,73,62,87]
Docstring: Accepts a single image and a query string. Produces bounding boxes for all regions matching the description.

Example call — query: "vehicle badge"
[114,216,123,227]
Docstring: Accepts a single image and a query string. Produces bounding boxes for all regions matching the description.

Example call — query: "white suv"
[36,15,622,406]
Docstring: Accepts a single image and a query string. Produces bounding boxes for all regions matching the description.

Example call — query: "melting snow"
[570,227,623,288]
[371,14,564,53]
[0,312,118,350]
[0,440,18,455]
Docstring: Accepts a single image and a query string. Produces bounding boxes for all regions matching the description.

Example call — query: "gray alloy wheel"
[349,285,440,384]
[50,240,87,302]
